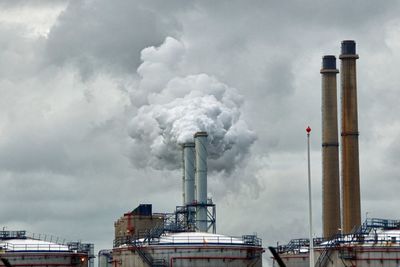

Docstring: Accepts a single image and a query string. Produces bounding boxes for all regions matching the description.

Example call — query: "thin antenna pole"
[306,126,314,267]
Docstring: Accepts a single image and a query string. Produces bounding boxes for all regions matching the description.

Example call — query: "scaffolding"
[177,201,216,234]
[273,218,400,267]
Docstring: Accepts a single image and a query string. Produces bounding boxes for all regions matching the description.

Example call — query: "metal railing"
[0,231,26,240]
[278,231,400,258]
[277,218,400,256]
[0,242,70,252]
[115,234,261,247]
[315,236,340,267]
[277,238,325,254]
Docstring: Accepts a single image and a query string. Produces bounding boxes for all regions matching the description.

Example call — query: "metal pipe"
[321,55,341,239]
[306,126,314,267]
[194,132,208,232]
[340,40,361,233]
[182,143,195,205]
[268,247,287,267]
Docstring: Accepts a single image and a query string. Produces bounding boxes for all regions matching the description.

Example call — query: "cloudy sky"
[1,1,400,266]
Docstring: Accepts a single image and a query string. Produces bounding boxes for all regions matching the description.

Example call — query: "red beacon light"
[306,126,311,133]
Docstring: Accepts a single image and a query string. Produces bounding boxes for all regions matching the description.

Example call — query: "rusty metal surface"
[321,57,341,239]
[340,49,361,233]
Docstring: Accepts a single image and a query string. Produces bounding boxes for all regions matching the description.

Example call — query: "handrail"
[114,234,262,247]
[131,240,153,266]
[0,240,93,255]
[315,234,340,267]
[278,232,400,255]
[0,242,70,252]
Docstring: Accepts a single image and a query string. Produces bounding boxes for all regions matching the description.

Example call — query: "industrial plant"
[99,132,264,267]
[4,38,399,267]
[0,230,94,267]
[270,40,400,267]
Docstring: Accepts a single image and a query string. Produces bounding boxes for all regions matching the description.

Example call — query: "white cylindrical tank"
[194,132,208,232]
[113,232,263,267]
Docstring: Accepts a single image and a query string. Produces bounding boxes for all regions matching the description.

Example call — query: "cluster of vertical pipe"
[321,55,341,238]
[340,40,361,233]
[321,40,361,236]
[182,132,208,233]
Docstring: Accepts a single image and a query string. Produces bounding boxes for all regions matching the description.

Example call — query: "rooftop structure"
[273,218,400,267]
[0,230,94,267]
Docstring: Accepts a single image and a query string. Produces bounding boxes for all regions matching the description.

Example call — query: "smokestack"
[340,40,361,233]
[321,55,341,238]
[194,131,208,232]
[182,142,196,205]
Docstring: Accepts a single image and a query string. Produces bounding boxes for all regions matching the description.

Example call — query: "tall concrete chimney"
[340,40,361,233]
[194,131,208,232]
[182,143,195,206]
[321,55,341,238]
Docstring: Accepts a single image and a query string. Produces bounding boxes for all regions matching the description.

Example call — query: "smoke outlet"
[341,40,356,55]
[322,55,337,70]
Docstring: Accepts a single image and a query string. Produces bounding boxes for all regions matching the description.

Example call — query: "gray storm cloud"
[128,37,256,172]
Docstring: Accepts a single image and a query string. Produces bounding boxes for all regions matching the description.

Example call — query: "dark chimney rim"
[341,40,357,56]
[322,55,338,71]
[182,142,195,147]
[320,68,339,74]
[339,54,359,59]
[194,131,208,138]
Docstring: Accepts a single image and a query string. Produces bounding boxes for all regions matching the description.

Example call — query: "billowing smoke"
[128,37,256,172]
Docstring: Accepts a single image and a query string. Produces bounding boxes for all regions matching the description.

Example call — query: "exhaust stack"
[182,143,196,205]
[321,55,341,238]
[340,40,361,233]
[194,131,208,232]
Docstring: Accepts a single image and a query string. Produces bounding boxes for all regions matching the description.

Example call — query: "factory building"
[114,205,164,243]
[0,230,94,267]
[100,132,264,267]
[271,40,400,267]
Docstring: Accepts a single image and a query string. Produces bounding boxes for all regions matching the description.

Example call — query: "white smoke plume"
[128,37,256,172]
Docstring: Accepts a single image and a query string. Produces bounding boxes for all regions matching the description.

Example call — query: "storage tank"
[113,232,263,267]
[98,250,112,267]
[0,230,94,267]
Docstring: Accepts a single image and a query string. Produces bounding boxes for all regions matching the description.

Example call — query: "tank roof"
[0,238,70,252]
[158,232,243,244]
[134,232,262,247]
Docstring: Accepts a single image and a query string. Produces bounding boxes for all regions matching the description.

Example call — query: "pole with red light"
[306,126,314,267]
